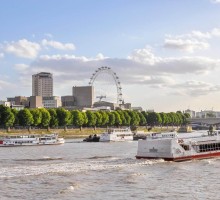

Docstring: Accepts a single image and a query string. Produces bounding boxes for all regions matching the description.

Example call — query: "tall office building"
[32,72,53,97]
[72,86,94,108]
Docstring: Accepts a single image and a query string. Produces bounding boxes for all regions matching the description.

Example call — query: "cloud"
[0,53,4,58]
[164,38,209,52]
[0,80,16,90]
[127,47,159,65]
[14,64,29,71]
[172,80,220,96]
[5,39,41,59]
[210,0,220,4]
[41,39,75,50]
[164,28,220,52]
[19,47,220,89]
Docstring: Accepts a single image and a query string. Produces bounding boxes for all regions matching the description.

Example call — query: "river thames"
[0,140,220,200]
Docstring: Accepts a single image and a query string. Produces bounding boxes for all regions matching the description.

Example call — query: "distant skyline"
[1,0,220,112]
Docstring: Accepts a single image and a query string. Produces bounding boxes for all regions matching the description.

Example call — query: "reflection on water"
[0,140,220,200]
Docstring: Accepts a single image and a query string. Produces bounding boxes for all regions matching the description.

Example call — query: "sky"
[1,0,220,112]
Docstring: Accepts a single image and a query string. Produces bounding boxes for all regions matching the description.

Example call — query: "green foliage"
[117,111,127,126]
[56,108,71,126]
[159,112,168,126]
[71,110,85,127]
[86,111,97,127]
[138,112,146,126]
[18,108,34,126]
[11,109,19,125]
[39,108,51,127]
[94,111,103,127]
[107,112,115,126]
[99,111,109,126]
[112,111,122,127]
[30,109,42,126]
[82,112,88,126]
[123,111,131,126]
[128,111,140,126]
[0,106,15,127]
[48,108,59,127]
[147,112,162,126]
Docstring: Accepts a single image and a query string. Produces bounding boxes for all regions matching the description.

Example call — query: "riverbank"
[0,126,176,139]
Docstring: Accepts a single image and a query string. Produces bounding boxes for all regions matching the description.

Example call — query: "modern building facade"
[43,96,61,108]
[32,72,53,97]
[72,86,94,108]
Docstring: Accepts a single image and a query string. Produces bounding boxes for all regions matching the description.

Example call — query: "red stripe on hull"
[136,151,220,162]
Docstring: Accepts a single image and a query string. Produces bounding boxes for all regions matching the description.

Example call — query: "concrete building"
[7,97,15,105]
[72,86,94,108]
[32,72,53,97]
[29,96,43,108]
[61,96,75,108]
[93,101,119,110]
[15,96,29,107]
[43,96,61,108]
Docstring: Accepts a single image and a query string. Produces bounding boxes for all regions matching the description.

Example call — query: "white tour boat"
[0,133,65,147]
[99,127,133,142]
[136,130,220,162]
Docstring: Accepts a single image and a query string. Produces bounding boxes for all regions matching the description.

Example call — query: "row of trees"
[0,105,190,131]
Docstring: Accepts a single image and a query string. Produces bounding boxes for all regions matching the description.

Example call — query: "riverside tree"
[71,110,85,130]
[48,108,59,128]
[18,108,34,130]
[94,111,103,127]
[30,108,42,127]
[39,108,51,129]
[138,112,146,126]
[99,110,109,127]
[86,111,97,129]
[112,111,122,127]
[56,108,71,131]
[0,105,15,131]
[107,112,115,127]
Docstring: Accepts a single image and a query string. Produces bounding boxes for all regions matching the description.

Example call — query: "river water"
[0,140,220,200]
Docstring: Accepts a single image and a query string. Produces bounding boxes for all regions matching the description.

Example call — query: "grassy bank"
[0,126,176,139]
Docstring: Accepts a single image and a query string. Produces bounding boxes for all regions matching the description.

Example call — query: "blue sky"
[1,0,220,112]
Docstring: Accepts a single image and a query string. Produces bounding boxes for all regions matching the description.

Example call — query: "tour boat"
[0,133,65,147]
[136,130,220,162]
[99,127,133,142]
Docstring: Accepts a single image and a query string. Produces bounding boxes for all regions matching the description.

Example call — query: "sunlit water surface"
[0,140,220,200]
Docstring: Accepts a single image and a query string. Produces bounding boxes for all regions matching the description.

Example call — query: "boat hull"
[136,151,220,162]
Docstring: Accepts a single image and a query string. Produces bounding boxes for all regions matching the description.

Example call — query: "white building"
[0,100,10,107]
[32,72,53,97]
[43,96,61,108]
[195,110,220,118]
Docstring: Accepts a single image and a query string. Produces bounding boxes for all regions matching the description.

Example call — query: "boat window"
[180,144,190,151]
[199,142,220,152]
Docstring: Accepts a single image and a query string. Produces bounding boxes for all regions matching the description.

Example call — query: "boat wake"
[87,156,115,160]
[0,156,166,179]
[13,157,63,162]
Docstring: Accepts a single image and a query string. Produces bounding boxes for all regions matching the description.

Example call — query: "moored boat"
[0,133,65,147]
[99,127,133,142]
[136,130,220,162]
[83,134,100,142]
